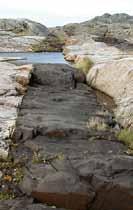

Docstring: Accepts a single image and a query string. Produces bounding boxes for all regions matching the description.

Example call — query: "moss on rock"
[31,34,64,52]
[75,57,94,75]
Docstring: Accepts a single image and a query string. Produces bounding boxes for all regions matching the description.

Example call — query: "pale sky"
[0,0,133,26]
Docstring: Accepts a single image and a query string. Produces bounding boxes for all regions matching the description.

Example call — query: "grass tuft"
[87,117,107,131]
[117,129,133,150]
[75,57,93,75]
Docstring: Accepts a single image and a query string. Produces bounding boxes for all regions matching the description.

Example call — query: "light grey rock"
[0,19,48,36]
[64,37,127,64]
[0,35,46,52]
[0,62,33,159]
[60,13,133,65]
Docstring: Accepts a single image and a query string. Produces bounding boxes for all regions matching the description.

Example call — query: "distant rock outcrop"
[0,19,65,52]
[61,13,133,47]
[0,19,49,52]
[0,19,49,36]
[54,13,133,49]
[62,13,133,64]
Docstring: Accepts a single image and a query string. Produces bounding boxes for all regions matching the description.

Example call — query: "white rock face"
[0,62,33,159]
[87,58,133,128]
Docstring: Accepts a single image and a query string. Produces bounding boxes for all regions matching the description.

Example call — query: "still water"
[0,52,67,64]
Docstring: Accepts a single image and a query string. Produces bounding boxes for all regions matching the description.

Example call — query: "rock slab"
[12,64,133,210]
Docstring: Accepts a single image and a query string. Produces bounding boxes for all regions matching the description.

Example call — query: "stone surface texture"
[87,58,133,128]
[0,19,48,52]
[61,14,133,128]
[11,64,133,210]
[0,62,32,159]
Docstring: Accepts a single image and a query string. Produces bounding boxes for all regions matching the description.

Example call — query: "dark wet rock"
[12,64,133,210]
[31,64,75,89]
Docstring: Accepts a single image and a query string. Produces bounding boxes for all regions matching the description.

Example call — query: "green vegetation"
[0,157,24,200]
[87,117,107,131]
[15,31,29,36]
[117,129,133,150]
[31,34,64,52]
[12,22,29,35]
[75,57,93,75]
[0,192,15,200]
[32,151,65,164]
[0,158,24,183]
[63,24,77,36]
[32,151,45,164]
[13,167,24,183]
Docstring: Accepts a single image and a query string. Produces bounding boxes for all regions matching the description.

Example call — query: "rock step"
[12,64,133,210]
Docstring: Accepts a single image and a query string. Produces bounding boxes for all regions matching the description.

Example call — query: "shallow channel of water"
[0,52,67,64]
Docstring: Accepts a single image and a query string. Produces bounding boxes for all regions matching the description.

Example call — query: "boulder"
[87,58,133,128]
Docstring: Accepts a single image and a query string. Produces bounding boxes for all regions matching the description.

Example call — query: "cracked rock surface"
[10,64,133,210]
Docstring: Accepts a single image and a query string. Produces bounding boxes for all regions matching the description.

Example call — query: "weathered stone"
[0,18,48,51]
[29,170,94,210]
[87,58,133,128]
[0,19,65,52]
[0,19,48,36]
[12,64,133,210]
[64,37,128,64]
[0,62,32,159]
[0,36,47,52]
[54,13,133,50]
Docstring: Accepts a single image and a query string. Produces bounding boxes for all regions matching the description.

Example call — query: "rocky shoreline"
[0,14,133,210]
